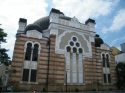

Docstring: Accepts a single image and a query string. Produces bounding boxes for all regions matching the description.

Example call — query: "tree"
[0,26,10,66]
[116,62,125,89]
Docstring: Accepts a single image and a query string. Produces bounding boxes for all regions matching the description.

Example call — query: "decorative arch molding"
[101,52,110,60]
[33,42,41,54]
[22,41,41,83]
[24,41,33,52]
[24,41,41,54]
[101,52,111,83]
[55,30,92,57]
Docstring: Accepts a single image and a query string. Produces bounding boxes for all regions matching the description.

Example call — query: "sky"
[0,0,125,59]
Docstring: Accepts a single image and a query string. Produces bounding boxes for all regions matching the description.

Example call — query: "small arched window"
[79,48,83,53]
[32,44,39,61]
[73,47,77,53]
[102,54,105,67]
[66,46,71,52]
[25,43,32,60]
[106,54,110,67]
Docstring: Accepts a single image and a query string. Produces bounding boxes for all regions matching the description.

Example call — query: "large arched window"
[32,44,39,61]
[101,53,111,83]
[22,42,40,83]
[65,36,83,84]
[25,43,32,60]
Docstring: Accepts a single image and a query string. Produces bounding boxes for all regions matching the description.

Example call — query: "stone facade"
[10,9,117,91]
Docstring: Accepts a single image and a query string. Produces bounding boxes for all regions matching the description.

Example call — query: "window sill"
[102,83,113,85]
[20,81,38,84]
[64,83,85,85]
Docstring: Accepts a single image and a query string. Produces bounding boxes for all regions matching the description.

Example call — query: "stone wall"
[10,34,117,92]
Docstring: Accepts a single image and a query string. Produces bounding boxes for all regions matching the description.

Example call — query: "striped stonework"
[10,35,117,91]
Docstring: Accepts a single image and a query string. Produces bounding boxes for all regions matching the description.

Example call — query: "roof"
[25,16,50,33]
[50,8,64,15]
[19,18,27,23]
[25,8,66,33]
[95,34,104,47]
[85,18,96,24]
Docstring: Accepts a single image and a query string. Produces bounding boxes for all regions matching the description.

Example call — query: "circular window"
[73,47,77,53]
[66,46,71,52]
[76,42,80,47]
[70,41,74,46]
[72,37,77,42]
[79,48,83,53]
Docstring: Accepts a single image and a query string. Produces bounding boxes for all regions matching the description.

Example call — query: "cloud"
[110,35,125,46]
[0,0,48,58]
[52,0,118,22]
[102,9,125,33]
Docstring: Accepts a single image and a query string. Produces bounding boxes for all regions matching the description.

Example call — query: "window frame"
[22,41,41,83]
[101,53,111,84]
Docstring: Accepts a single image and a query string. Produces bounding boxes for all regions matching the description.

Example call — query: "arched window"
[65,36,83,84]
[102,54,105,67]
[106,54,110,67]
[25,43,32,60]
[73,47,77,53]
[66,46,71,52]
[22,42,40,83]
[79,48,83,53]
[102,53,111,83]
[32,44,39,61]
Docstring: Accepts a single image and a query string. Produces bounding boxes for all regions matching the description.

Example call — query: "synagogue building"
[10,8,117,91]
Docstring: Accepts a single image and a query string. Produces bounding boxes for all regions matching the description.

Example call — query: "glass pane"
[73,47,77,53]
[30,69,37,82]
[72,37,77,42]
[102,54,105,67]
[70,41,74,46]
[79,48,83,53]
[76,42,80,47]
[106,54,110,67]
[108,74,111,83]
[66,46,71,52]
[22,69,29,81]
[32,44,39,61]
[103,74,107,83]
[25,43,32,60]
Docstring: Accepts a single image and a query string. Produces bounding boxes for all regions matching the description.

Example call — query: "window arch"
[32,44,39,61]
[25,43,32,60]
[106,54,110,67]
[66,46,71,52]
[102,54,105,67]
[101,53,111,83]
[65,36,83,84]
[22,41,41,83]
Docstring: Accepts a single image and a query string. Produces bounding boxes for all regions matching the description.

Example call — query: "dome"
[25,16,49,33]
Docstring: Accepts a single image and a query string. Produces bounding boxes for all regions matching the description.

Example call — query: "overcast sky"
[0,0,125,59]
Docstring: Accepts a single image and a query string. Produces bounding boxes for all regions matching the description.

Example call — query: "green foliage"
[0,28,7,43]
[0,27,10,66]
[0,48,11,66]
[116,62,125,89]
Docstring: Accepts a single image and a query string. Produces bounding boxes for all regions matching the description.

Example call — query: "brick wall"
[10,35,117,91]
